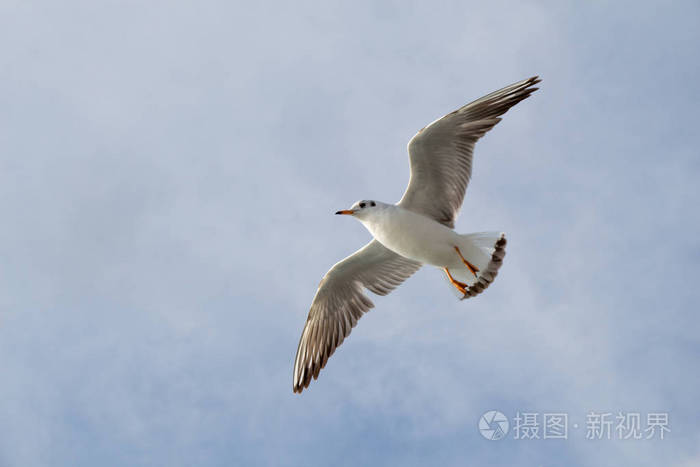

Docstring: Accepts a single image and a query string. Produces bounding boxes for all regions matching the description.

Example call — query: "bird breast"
[363,206,456,266]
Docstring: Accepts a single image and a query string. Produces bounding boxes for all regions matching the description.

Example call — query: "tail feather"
[442,232,507,300]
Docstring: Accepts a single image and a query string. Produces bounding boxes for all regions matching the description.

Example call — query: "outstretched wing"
[398,76,541,228]
[293,240,421,393]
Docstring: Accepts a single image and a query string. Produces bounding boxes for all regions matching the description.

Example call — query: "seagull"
[293,76,540,393]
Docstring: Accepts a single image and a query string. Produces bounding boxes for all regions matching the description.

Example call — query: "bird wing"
[398,76,541,228]
[293,240,421,393]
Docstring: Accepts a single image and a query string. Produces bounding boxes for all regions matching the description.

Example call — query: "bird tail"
[442,232,507,300]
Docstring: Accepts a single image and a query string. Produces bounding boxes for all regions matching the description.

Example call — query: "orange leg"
[454,246,479,278]
[444,267,469,296]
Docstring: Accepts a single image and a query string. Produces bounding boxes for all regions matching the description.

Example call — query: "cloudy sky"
[1,1,699,466]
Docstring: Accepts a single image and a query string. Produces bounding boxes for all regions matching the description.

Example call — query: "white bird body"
[356,202,459,267]
[292,77,540,393]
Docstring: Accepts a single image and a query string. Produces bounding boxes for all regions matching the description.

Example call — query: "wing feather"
[293,240,421,393]
[399,76,541,227]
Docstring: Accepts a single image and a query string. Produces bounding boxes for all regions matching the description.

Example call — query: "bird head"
[335,200,382,220]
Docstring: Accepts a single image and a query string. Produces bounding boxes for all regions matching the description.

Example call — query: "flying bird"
[293,77,541,393]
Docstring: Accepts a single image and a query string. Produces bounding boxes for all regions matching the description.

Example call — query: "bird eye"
[359,202,366,208]
[370,201,376,207]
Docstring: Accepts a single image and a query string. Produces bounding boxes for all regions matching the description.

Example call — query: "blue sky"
[1,1,699,466]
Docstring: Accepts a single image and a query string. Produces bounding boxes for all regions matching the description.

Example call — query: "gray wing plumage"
[293,240,421,393]
[398,76,541,228]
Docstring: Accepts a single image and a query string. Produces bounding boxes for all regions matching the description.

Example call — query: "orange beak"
[335,210,355,215]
